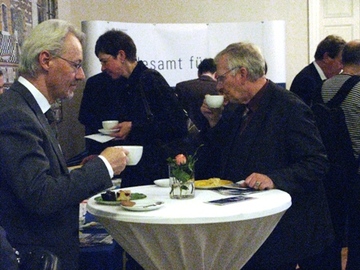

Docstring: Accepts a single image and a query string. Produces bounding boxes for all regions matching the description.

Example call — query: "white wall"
[81,20,286,86]
[58,0,309,87]
[56,0,309,159]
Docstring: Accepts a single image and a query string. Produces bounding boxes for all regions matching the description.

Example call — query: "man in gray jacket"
[0,20,128,270]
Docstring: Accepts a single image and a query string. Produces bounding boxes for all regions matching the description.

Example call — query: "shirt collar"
[313,61,327,80]
[247,79,268,113]
[18,76,51,113]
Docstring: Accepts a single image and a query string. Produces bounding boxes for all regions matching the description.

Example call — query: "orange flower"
[175,154,187,165]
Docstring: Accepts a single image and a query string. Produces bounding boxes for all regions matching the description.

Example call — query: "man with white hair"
[0,20,128,269]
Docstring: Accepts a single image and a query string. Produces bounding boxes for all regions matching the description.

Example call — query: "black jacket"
[201,80,333,267]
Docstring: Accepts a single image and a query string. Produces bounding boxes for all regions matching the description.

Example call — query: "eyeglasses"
[216,66,242,84]
[56,56,82,71]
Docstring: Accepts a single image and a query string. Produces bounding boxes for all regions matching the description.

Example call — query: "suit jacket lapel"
[221,83,275,174]
[12,82,68,172]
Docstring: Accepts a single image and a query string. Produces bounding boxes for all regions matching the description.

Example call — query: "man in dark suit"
[0,20,128,270]
[200,42,334,269]
[176,58,218,131]
[290,35,346,106]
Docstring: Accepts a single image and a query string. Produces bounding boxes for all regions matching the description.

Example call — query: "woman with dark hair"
[93,29,188,187]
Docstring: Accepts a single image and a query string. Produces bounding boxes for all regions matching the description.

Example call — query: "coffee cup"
[205,95,224,108]
[102,120,119,130]
[115,145,143,166]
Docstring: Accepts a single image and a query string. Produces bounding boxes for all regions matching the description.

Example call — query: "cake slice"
[117,190,131,201]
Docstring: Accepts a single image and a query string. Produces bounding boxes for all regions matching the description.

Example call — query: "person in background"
[290,35,346,106]
[176,58,218,131]
[93,29,188,188]
[321,40,360,270]
[79,72,127,154]
[0,70,5,94]
[199,42,334,269]
[0,19,128,270]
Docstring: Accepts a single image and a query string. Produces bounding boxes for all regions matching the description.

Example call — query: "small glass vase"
[169,164,195,199]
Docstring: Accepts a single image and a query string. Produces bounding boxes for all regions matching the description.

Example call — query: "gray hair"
[214,42,266,82]
[19,19,85,78]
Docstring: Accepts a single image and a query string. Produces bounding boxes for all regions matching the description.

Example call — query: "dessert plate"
[121,200,164,211]
[194,179,233,189]
[94,193,146,205]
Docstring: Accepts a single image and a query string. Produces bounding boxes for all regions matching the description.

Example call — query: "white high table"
[87,185,291,270]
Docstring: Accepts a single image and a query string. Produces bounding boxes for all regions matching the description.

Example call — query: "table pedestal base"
[96,212,285,270]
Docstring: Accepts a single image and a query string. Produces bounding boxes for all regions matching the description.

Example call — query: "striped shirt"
[321,74,360,163]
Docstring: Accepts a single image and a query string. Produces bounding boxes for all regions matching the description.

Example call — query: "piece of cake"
[101,190,117,201]
[116,190,131,201]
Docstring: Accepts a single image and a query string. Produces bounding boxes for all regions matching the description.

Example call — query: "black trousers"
[346,174,360,270]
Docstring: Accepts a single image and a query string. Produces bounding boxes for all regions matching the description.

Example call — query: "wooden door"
[309,0,360,62]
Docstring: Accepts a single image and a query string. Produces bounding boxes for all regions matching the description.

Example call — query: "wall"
[56,0,309,160]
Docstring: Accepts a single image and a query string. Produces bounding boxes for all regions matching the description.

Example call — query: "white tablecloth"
[87,185,291,270]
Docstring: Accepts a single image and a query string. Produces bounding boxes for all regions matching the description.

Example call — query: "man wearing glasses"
[200,42,334,269]
[0,20,128,270]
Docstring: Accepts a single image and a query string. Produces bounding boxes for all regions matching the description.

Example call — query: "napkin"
[85,133,115,143]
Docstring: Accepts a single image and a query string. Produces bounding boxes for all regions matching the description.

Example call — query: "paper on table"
[206,196,255,205]
[84,133,115,143]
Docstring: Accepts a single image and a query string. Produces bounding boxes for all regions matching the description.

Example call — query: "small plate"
[98,128,120,135]
[94,193,147,205]
[121,200,164,211]
[154,178,170,187]
[195,179,233,189]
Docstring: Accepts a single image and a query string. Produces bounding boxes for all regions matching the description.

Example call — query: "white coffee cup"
[205,95,224,108]
[115,145,143,166]
[102,120,119,130]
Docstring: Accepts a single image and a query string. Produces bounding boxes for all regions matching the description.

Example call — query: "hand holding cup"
[202,95,224,127]
[115,145,143,166]
[205,94,224,108]
[100,147,129,175]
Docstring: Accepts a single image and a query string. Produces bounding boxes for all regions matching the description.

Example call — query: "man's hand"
[200,101,223,128]
[100,147,129,175]
[243,173,275,190]
[111,121,132,140]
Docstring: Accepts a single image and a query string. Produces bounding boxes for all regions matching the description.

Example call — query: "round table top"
[87,185,291,224]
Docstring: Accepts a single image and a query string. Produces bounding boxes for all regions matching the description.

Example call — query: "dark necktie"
[45,109,58,138]
[239,106,253,134]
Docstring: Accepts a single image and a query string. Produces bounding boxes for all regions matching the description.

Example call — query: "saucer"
[154,178,170,187]
[98,128,120,135]
[121,200,164,211]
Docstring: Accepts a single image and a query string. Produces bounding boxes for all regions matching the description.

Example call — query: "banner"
[81,20,285,87]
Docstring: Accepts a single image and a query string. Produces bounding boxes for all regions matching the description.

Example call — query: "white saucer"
[154,178,170,187]
[121,200,164,211]
[98,128,119,135]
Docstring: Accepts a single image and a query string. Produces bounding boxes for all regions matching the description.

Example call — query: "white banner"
[81,20,285,87]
